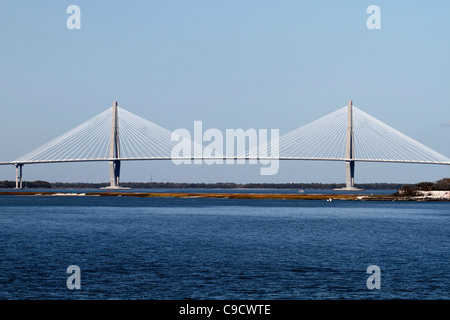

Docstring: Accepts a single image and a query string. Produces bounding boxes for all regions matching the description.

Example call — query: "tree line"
[0,180,52,188]
[1,179,448,190]
[394,178,450,196]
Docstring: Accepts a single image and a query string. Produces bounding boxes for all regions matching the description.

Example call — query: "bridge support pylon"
[336,100,363,191]
[109,160,121,188]
[102,101,130,190]
[15,164,23,189]
[345,160,355,189]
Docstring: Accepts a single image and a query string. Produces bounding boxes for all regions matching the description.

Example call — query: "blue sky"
[0,1,449,184]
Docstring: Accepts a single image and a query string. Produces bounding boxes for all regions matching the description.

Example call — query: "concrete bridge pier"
[109,160,121,188]
[15,164,23,189]
[345,160,355,189]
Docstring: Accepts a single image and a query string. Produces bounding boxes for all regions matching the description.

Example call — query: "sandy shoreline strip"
[1,191,448,201]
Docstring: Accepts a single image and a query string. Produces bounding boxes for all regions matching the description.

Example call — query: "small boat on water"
[298,189,304,193]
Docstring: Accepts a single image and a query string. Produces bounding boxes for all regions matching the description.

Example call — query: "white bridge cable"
[118,109,174,158]
[13,104,449,164]
[51,110,110,160]
[15,109,112,163]
[246,106,348,159]
[246,105,449,163]
[14,106,211,163]
[353,107,450,163]
[282,107,347,159]
[32,111,111,161]
[117,108,208,159]
[56,115,111,160]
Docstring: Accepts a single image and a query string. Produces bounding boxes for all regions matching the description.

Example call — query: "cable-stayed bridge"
[1,101,449,189]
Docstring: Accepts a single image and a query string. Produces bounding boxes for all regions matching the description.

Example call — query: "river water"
[0,191,448,299]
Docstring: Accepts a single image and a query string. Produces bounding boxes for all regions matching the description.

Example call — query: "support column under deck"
[109,160,121,188]
[345,160,355,189]
[15,164,23,189]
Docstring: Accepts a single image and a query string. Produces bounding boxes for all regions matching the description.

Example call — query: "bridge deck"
[1,158,449,166]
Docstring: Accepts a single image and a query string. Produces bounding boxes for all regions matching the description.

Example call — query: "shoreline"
[0,191,448,201]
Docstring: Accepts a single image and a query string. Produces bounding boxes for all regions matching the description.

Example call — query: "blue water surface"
[0,195,448,299]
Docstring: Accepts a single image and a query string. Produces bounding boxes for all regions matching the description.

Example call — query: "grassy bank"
[1,191,448,201]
